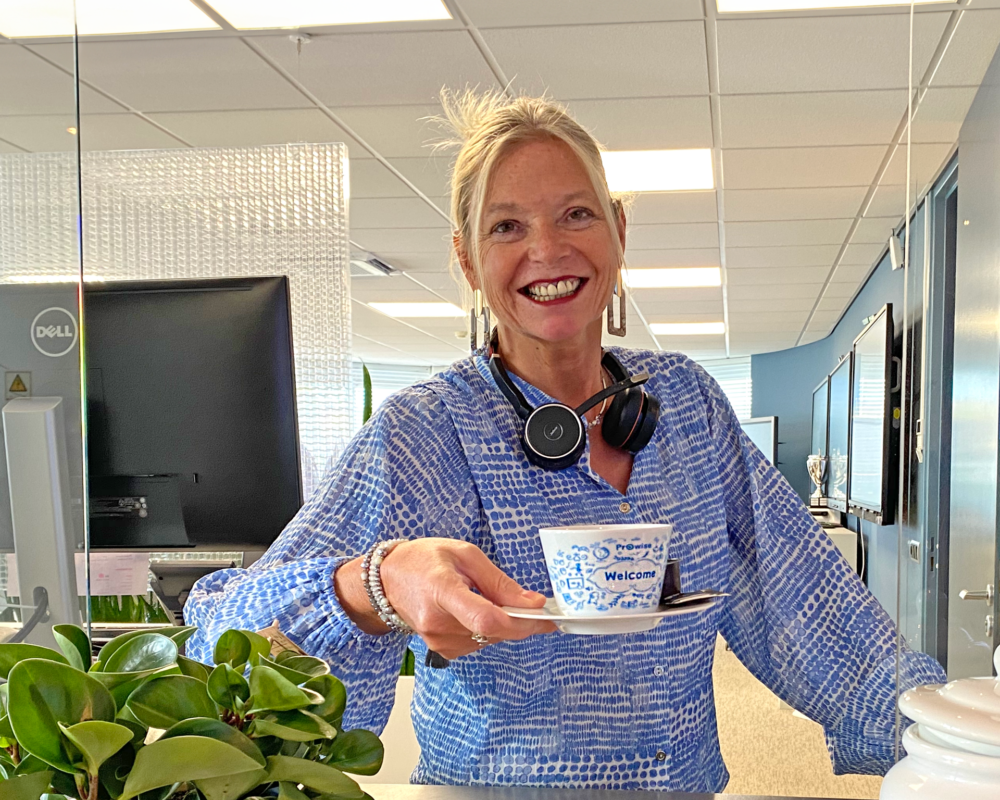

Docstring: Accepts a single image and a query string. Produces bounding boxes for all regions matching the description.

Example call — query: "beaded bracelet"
[360,539,414,634]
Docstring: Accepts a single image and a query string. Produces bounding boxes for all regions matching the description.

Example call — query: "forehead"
[484,137,599,210]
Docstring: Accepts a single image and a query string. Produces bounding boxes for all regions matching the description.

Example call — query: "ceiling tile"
[147,109,363,152]
[0,114,77,151]
[349,158,419,198]
[726,244,839,268]
[728,312,810,333]
[722,90,906,148]
[1,44,119,114]
[349,227,452,254]
[461,0,704,27]
[727,282,825,300]
[911,87,979,144]
[482,22,709,99]
[569,97,714,150]
[626,222,719,250]
[625,248,720,267]
[852,216,898,244]
[729,296,816,313]
[33,39,309,113]
[717,12,948,94]
[635,300,725,316]
[350,197,448,228]
[723,145,884,190]
[880,141,956,186]
[250,31,497,107]
[841,241,885,266]
[833,262,876,282]
[76,114,185,150]
[725,218,852,247]
[0,139,25,153]
[387,156,453,199]
[727,266,830,284]
[724,186,866,222]
[931,9,1000,88]
[627,192,718,225]
[633,287,724,307]
[333,104,441,159]
[824,282,862,299]
[364,251,453,272]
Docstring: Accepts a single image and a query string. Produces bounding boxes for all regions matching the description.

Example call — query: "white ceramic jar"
[880,646,1000,799]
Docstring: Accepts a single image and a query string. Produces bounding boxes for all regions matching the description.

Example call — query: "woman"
[185,91,945,792]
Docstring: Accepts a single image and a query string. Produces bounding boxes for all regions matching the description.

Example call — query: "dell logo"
[30,307,79,358]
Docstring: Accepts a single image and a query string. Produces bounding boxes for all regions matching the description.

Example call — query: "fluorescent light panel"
[369,302,464,318]
[0,0,220,38]
[204,0,452,30]
[602,149,714,193]
[651,322,727,336]
[624,268,722,289]
[717,0,948,12]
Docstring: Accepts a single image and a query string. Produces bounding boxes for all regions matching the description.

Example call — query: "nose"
[526,218,571,265]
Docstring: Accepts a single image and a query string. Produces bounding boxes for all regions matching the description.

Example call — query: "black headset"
[488,349,660,470]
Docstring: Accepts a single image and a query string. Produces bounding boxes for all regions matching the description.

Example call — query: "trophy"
[806,453,828,507]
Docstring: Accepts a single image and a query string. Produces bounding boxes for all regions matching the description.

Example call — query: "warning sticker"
[4,372,31,402]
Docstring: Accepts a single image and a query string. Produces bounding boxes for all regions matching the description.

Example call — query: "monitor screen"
[84,276,302,549]
[741,417,777,464]
[827,354,852,512]
[848,305,894,523]
[811,378,829,458]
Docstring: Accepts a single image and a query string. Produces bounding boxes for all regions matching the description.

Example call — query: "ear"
[614,201,627,254]
[453,233,480,291]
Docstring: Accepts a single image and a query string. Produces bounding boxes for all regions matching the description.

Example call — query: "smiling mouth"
[521,277,585,302]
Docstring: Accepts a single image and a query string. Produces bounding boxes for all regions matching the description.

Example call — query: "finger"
[456,547,547,608]
[437,583,554,641]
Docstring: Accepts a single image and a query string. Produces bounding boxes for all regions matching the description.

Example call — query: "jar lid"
[899,647,1000,749]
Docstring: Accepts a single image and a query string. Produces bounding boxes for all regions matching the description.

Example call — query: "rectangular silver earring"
[607,269,626,337]
[470,289,491,356]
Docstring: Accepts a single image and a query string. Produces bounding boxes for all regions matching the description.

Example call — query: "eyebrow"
[484,191,596,217]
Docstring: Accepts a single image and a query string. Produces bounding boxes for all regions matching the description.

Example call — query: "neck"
[494,320,606,408]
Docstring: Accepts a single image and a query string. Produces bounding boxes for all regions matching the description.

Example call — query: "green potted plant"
[0,625,382,800]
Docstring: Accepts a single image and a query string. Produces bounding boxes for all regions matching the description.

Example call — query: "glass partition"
[0,4,87,645]
[54,1,1000,797]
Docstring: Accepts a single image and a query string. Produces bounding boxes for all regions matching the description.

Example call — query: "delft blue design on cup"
[545,534,668,614]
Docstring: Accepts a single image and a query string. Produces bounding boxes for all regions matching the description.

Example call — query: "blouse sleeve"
[685,359,946,775]
[183,385,482,734]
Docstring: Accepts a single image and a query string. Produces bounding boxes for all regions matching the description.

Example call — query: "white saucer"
[502,595,724,635]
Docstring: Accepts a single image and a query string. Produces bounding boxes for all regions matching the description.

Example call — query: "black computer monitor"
[84,276,302,549]
[848,303,896,525]
[827,353,852,514]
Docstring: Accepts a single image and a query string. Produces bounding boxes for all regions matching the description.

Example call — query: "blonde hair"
[435,89,625,296]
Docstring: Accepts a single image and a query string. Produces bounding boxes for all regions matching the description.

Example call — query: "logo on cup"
[588,559,662,594]
[30,307,79,358]
[543,423,564,441]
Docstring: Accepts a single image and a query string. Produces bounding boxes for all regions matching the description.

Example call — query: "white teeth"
[526,278,582,302]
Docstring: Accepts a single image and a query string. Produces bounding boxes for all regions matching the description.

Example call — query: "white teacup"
[538,523,673,616]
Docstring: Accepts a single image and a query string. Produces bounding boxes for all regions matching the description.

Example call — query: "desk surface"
[363,785,827,800]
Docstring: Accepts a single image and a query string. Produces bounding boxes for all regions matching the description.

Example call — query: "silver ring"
[471,632,489,646]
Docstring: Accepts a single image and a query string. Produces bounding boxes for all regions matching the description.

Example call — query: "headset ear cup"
[624,393,660,453]
[602,389,642,449]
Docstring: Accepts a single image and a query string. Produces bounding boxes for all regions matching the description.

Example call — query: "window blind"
[697,357,753,421]
[352,361,432,430]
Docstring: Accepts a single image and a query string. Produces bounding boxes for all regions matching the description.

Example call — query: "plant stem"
[88,772,99,800]
[9,741,19,765]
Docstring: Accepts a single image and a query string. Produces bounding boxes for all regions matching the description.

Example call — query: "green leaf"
[213,631,251,669]
[126,676,217,729]
[252,710,336,743]
[160,718,265,767]
[102,634,178,674]
[0,770,52,800]
[94,628,194,672]
[240,631,272,664]
[264,755,363,799]
[247,667,322,714]
[10,756,48,777]
[304,676,346,724]
[176,656,210,683]
[52,626,92,673]
[362,363,373,424]
[0,646,67,680]
[195,768,268,800]
[255,654,327,686]
[120,736,266,800]
[92,664,182,710]
[208,665,250,712]
[98,741,135,798]
[325,729,383,776]
[278,782,311,800]
[8,659,116,774]
[58,720,134,775]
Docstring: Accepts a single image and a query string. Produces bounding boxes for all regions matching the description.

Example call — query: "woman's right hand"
[334,538,556,659]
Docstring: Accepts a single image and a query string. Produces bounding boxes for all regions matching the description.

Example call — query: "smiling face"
[458,136,625,351]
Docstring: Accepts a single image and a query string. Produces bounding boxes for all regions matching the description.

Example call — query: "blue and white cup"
[538,523,673,616]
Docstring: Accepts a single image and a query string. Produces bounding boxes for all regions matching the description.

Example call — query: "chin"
[525,315,600,345]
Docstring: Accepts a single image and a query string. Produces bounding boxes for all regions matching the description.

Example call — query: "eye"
[566,207,595,223]
[490,219,519,236]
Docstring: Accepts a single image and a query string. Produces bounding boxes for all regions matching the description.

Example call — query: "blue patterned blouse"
[185,349,946,793]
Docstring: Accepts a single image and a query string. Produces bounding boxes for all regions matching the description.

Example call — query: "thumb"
[459,549,547,609]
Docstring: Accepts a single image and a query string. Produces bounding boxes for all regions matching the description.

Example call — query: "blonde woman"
[186,91,945,792]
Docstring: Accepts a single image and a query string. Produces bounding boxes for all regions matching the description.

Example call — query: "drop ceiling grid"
[0,4,995,362]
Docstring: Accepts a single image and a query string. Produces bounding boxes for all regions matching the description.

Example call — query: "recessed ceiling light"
[651,322,727,336]
[602,149,714,193]
[369,302,465,318]
[0,0,220,38]
[717,0,948,12]
[205,0,451,30]
[624,268,722,288]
